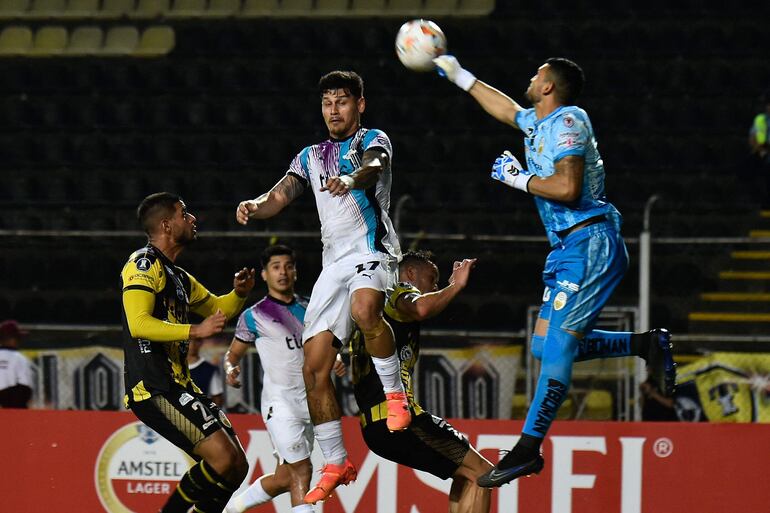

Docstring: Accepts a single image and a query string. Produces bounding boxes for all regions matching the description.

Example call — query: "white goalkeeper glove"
[491,151,532,192]
[433,55,477,92]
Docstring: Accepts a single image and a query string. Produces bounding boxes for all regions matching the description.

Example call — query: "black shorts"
[361,412,470,480]
[130,383,237,459]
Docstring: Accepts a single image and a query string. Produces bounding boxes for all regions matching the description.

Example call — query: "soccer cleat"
[477,451,545,488]
[643,329,676,396]
[384,391,411,432]
[303,458,357,505]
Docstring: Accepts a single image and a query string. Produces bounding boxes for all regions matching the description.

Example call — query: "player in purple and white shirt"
[225,245,343,513]
[235,71,410,504]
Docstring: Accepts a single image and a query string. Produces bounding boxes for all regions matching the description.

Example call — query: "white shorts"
[303,252,397,345]
[265,414,314,464]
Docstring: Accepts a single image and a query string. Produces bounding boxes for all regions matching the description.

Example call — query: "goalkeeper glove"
[432,55,477,92]
[492,151,532,192]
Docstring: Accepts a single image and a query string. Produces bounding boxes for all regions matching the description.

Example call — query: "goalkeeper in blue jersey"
[434,55,676,487]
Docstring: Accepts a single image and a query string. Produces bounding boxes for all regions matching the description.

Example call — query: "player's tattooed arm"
[236,174,304,224]
[321,149,389,197]
[527,155,584,203]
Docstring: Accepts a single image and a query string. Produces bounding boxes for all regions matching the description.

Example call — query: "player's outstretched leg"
[577,328,676,395]
[478,328,576,488]
[302,331,357,504]
[352,288,411,432]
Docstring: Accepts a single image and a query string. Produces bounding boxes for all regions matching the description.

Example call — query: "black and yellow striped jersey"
[350,281,423,415]
[120,244,245,407]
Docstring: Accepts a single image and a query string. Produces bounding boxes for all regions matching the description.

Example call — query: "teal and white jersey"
[286,127,402,265]
[516,106,622,247]
[235,294,309,420]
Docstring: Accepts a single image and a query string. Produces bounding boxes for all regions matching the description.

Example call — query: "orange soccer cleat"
[304,458,357,505]
[385,391,411,432]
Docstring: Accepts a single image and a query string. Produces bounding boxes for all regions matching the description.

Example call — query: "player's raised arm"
[321,149,389,197]
[236,173,305,225]
[434,55,524,129]
[396,258,476,322]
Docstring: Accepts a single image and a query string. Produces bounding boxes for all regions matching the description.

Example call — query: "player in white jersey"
[235,71,410,504]
[225,245,343,513]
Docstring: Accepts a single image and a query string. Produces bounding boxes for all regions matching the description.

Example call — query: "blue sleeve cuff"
[553,149,585,163]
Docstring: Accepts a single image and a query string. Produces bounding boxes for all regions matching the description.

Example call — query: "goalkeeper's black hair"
[399,250,436,270]
[545,57,585,105]
[260,244,296,269]
[319,70,364,99]
[137,192,181,235]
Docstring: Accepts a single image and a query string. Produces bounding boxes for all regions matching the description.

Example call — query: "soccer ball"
[395,19,447,72]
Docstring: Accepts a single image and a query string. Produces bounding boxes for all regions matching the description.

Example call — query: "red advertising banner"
[3,409,768,513]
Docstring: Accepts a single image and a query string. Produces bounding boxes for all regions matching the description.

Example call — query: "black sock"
[189,461,238,513]
[161,462,208,513]
[499,434,542,468]
[630,332,650,358]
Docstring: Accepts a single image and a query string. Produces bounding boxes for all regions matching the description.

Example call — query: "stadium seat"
[457,0,495,15]
[133,26,175,57]
[280,0,314,15]
[27,0,66,18]
[350,0,386,16]
[100,0,134,18]
[0,26,33,55]
[167,0,206,18]
[386,0,421,15]
[29,26,68,56]
[101,26,139,55]
[315,0,349,15]
[207,0,239,17]
[65,26,103,54]
[129,0,169,19]
[422,0,454,15]
[0,0,30,18]
[241,0,278,16]
[63,0,100,18]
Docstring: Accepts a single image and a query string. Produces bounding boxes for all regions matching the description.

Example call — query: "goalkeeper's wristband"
[455,68,477,92]
[500,172,532,192]
[512,173,532,192]
[339,175,355,188]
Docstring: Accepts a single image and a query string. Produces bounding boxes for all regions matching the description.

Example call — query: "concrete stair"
[688,213,770,334]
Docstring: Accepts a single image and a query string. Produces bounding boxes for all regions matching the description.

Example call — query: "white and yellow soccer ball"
[395,19,447,72]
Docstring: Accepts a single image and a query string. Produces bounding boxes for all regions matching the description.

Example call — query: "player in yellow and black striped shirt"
[121,192,255,513]
[349,250,494,513]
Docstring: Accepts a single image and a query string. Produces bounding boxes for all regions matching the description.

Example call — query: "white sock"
[292,504,314,512]
[371,352,405,394]
[224,476,272,513]
[314,420,347,465]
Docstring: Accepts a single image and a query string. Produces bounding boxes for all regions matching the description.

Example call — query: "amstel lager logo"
[95,422,194,513]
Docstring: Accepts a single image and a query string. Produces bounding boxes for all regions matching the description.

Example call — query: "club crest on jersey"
[553,291,568,311]
[135,257,151,272]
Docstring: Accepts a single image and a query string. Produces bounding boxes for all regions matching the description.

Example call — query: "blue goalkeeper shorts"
[538,220,628,334]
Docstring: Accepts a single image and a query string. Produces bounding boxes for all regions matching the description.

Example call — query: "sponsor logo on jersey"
[563,115,575,128]
[553,291,568,311]
[179,392,194,406]
[95,422,194,513]
[542,288,552,302]
[556,279,580,292]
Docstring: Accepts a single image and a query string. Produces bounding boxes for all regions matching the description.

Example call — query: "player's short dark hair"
[319,70,364,99]
[399,250,436,271]
[137,192,181,235]
[260,244,296,269]
[545,57,585,104]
